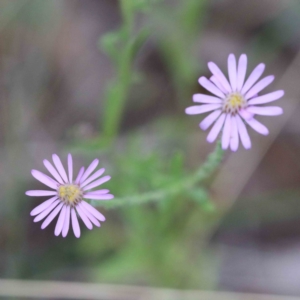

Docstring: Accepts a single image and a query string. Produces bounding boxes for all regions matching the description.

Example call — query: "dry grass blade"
[0,279,299,300]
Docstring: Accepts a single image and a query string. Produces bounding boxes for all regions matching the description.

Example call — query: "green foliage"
[86,137,223,287]
[121,0,162,15]
[90,138,223,209]
[148,0,209,107]
[100,27,150,142]
[98,0,155,142]
[94,0,222,206]
[97,0,209,143]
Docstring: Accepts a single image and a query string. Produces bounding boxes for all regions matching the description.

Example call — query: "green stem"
[101,1,150,144]
[94,141,224,208]
[120,0,134,33]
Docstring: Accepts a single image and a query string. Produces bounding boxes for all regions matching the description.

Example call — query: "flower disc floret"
[185,53,284,151]
[58,184,83,205]
[223,92,247,114]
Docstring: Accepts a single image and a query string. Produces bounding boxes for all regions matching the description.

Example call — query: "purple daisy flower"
[185,54,284,151]
[26,154,113,238]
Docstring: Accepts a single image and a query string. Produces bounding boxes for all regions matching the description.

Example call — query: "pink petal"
[241,63,265,95]
[193,93,222,104]
[78,203,100,227]
[239,108,254,120]
[208,62,232,92]
[243,117,269,135]
[84,194,114,200]
[68,154,73,183]
[30,196,57,216]
[83,175,111,191]
[54,205,67,236]
[228,54,237,91]
[210,76,228,94]
[221,114,231,150]
[52,154,68,183]
[237,54,247,91]
[247,106,283,116]
[245,75,274,100]
[31,170,58,190]
[185,104,221,115]
[75,167,85,184]
[26,190,57,197]
[199,110,222,131]
[81,201,106,222]
[85,189,109,195]
[230,116,239,151]
[41,202,63,229]
[76,205,93,230]
[80,159,99,184]
[236,115,251,149]
[34,200,60,222]
[198,76,225,98]
[80,168,105,188]
[247,90,284,105]
[62,206,71,237]
[71,208,80,238]
[206,113,226,143]
[43,159,64,184]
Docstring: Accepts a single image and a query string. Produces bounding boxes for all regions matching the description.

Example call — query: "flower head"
[185,54,284,151]
[26,154,113,238]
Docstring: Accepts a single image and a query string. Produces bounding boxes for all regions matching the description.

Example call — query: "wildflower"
[185,54,284,150]
[26,154,113,238]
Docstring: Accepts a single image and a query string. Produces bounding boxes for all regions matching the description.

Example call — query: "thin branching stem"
[94,141,224,208]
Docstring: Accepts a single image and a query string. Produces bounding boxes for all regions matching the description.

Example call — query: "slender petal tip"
[198,76,205,83]
[207,62,214,69]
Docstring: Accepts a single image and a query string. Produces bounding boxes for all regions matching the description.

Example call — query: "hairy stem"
[94,141,224,208]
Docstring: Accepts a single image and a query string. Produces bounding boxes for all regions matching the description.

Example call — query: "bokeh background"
[0,0,300,299]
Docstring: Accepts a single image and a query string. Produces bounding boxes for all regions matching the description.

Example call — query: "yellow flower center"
[223,92,246,114]
[58,184,82,205]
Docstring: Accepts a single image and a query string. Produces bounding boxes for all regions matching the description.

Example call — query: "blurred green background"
[1,0,300,298]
